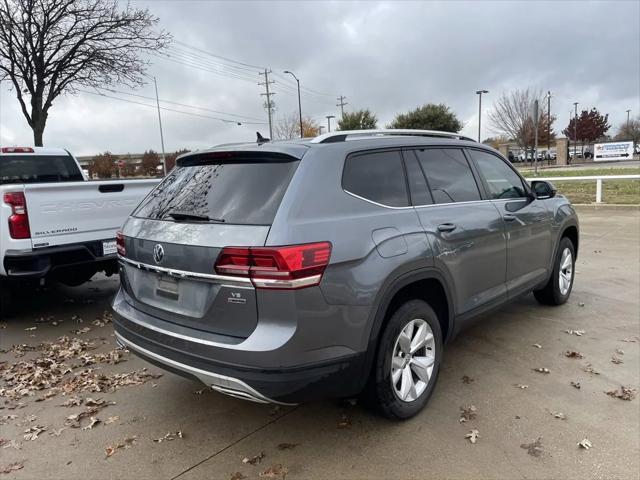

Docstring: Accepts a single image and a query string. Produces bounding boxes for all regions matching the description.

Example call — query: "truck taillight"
[116,231,126,256]
[3,192,31,239]
[215,242,332,289]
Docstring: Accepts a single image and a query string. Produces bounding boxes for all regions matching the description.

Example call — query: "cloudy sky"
[1,0,639,156]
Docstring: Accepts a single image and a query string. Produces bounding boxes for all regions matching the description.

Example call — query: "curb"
[573,204,640,211]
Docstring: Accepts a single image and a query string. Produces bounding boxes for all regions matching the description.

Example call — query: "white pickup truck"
[0,146,159,315]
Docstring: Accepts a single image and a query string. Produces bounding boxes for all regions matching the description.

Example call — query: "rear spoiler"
[176,150,300,167]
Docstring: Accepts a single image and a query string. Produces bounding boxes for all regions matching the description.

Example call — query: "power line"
[78,89,268,125]
[95,86,265,121]
[174,40,266,70]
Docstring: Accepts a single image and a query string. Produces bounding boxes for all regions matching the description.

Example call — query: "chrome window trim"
[118,255,253,287]
[343,188,511,210]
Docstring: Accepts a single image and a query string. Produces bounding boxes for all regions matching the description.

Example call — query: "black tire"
[367,299,443,420]
[0,284,14,319]
[534,237,576,305]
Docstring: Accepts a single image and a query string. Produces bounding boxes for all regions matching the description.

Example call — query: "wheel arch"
[358,268,455,392]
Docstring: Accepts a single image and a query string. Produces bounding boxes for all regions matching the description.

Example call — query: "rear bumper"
[112,289,366,404]
[3,241,117,279]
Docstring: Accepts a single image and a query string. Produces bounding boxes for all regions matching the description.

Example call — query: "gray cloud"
[1,0,638,155]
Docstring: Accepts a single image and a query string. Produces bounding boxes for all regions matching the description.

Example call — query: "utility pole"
[259,69,275,138]
[546,91,552,155]
[475,90,489,142]
[533,99,539,175]
[336,95,348,118]
[318,125,325,135]
[153,76,167,175]
[326,115,335,132]
[573,102,579,163]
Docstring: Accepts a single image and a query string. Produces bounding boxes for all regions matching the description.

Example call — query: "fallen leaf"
[533,367,550,374]
[230,473,247,480]
[570,381,581,389]
[606,386,637,401]
[23,425,47,441]
[616,349,624,355]
[464,429,480,444]
[515,384,529,389]
[0,462,24,474]
[620,337,639,343]
[1,439,22,450]
[550,411,566,420]
[259,464,288,478]
[565,329,585,336]
[337,414,351,429]
[84,397,105,407]
[0,415,17,425]
[578,302,585,307]
[532,343,542,349]
[242,452,265,465]
[583,363,600,375]
[578,438,592,450]
[461,375,474,384]
[565,351,583,359]
[105,436,137,458]
[82,416,100,430]
[24,326,37,331]
[521,437,544,457]
[277,442,299,450]
[193,388,208,395]
[60,396,83,407]
[611,356,623,365]
[70,327,91,335]
[105,416,120,425]
[153,431,183,443]
[459,405,477,423]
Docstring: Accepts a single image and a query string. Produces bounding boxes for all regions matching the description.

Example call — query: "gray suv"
[112,129,579,419]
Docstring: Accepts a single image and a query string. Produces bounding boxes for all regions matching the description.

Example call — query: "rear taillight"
[116,230,126,256]
[3,192,31,239]
[215,242,332,289]
[1,147,34,153]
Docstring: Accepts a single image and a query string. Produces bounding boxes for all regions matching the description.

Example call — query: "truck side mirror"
[531,180,557,199]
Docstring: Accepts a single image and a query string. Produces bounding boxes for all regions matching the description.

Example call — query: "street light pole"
[284,70,303,138]
[475,90,489,142]
[626,109,631,128]
[326,115,335,132]
[153,76,167,175]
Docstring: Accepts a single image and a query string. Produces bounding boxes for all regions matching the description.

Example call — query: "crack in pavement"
[170,405,300,479]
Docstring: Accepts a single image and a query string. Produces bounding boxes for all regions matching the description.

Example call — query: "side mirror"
[531,180,557,199]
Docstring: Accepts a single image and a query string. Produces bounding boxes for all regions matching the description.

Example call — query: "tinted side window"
[469,150,526,199]
[343,151,409,207]
[415,149,481,203]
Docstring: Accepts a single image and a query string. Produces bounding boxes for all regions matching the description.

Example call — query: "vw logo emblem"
[153,244,165,264]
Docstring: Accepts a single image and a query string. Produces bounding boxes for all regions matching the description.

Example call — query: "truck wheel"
[367,299,443,419]
[534,237,575,305]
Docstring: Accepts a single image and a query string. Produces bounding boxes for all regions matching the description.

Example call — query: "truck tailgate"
[24,179,159,249]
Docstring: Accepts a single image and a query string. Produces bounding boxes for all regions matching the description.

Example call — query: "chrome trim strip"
[251,274,322,289]
[115,301,232,347]
[343,189,504,211]
[118,255,252,287]
[115,332,296,406]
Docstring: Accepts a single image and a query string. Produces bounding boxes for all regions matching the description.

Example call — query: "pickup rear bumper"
[3,240,118,280]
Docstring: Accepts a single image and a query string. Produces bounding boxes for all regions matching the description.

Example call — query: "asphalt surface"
[1,207,639,480]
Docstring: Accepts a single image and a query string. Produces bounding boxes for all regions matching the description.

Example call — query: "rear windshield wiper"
[166,210,225,223]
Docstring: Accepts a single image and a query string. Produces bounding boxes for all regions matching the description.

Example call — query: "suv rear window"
[0,155,83,184]
[132,159,299,225]
[342,151,409,207]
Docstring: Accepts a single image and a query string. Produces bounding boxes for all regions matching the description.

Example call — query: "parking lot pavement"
[1,208,639,480]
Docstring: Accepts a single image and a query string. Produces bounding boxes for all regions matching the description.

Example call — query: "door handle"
[437,223,457,232]
[503,214,516,222]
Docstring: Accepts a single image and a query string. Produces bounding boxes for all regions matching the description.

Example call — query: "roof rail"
[309,129,476,144]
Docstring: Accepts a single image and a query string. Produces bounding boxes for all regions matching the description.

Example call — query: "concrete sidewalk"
[1,210,638,479]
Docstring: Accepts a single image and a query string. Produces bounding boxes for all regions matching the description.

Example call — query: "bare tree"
[274,111,320,139]
[488,88,555,156]
[0,0,170,146]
